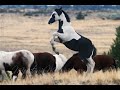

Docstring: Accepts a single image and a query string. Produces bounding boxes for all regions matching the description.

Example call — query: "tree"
[108,26,120,67]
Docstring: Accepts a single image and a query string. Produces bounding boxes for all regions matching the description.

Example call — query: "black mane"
[55,8,70,22]
[62,10,70,22]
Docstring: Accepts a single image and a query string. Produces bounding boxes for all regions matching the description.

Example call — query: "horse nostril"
[48,20,52,24]
[48,21,51,24]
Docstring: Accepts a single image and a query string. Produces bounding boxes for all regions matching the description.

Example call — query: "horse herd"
[0,8,118,82]
[0,50,117,82]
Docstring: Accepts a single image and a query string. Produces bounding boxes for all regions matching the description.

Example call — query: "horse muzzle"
[48,17,55,24]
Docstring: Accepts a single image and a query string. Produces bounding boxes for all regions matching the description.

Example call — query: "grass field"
[0,12,120,85]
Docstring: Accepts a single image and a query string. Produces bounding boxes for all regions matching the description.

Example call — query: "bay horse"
[48,7,96,74]
[61,53,117,73]
[0,50,34,82]
[30,52,67,75]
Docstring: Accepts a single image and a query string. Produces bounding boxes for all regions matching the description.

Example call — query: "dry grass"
[0,12,120,85]
[1,70,120,85]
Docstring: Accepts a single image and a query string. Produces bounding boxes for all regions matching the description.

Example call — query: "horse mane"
[61,10,70,22]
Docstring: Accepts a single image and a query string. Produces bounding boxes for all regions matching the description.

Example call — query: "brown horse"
[61,53,117,73]
[31,52,67,75]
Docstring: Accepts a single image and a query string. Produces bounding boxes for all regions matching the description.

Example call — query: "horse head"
[48,7,70,24]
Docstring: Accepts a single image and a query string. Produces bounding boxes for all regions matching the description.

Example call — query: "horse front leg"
[50,36,60,54]
[1,70,10,81]
[53,32,68,41]
[12,66,19,82]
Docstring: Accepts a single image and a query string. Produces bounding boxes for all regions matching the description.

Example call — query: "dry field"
[0,12,120,85]
[1,70,120,85]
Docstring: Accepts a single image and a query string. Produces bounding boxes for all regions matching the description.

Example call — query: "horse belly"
[63,39,79,51]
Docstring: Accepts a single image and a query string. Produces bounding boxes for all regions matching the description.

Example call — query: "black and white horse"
[48,8,97,74]
[0,50,34,82]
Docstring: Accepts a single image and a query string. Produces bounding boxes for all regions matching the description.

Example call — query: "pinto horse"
[48,7,96,74]
[0,50,34,81]
[30,52,67,75]
[61,53,117,73]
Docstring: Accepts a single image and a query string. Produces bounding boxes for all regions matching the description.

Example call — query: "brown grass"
[1,70,120,85]
[0,12,120,85]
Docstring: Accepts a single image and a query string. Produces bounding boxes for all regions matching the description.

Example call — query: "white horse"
[0,50,34,82]
[48,7,97,74]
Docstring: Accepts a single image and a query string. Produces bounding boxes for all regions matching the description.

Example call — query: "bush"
[23,10,47,17]
[108,26,120,67]
[106,14,120,20]
[76,12,86,20]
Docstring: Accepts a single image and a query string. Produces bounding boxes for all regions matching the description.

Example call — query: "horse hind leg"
[21,57,33,79]
[86,57,95,74]
[21,62,32,79]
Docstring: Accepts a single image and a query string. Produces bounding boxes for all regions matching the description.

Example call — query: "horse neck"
[58,20,63,30]
[59,13,71,27]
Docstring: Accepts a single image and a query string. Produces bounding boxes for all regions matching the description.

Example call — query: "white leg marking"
[12,75,18,82]
[86,57,95,73]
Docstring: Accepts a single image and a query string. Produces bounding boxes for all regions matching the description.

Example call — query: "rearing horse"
[48,8,97,74]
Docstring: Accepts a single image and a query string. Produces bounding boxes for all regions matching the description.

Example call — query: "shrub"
[108,26,120,67]
[76,12,86,20]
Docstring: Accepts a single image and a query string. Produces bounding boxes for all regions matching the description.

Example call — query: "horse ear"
[59,7,62,10]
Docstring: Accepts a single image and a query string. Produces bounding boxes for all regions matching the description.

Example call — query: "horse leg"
[21,66,32,79]
[50,36,59,54]
[1,70,9,81]
[26,68,32,78]
[20,67,27,79]
[12,66,19,82]
[37,67,43,75]
[0,70,3,82]
[86,57,95,74]
[26,60,35,78]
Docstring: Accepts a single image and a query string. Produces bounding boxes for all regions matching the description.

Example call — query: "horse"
[61,53,117,73]
[0,50,34,82]
[30,52,68,75]
[48,7,97,74]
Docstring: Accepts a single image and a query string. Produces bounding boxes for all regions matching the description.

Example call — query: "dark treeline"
[0,5,120,10]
